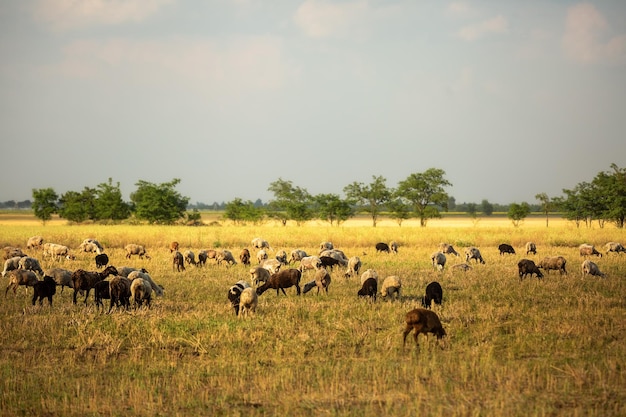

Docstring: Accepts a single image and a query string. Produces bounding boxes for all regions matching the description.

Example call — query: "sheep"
[95,253,109,269]
[581,260,606,278]
[31,276,57,306]
[42,243,74,260]
[298,256,323,273]
[125,244,151,259]
[197,249,217,266]
[421,281,443,308]
[359,269,379,286]
[375,242,390,253]
[579,244,602,258]
[390,241,398,254]
[26,236,44,250]
[517,259,544,280]
[525,241,537,255]
[172,251,185,272]
[71,265,118,305]
[256,269,302,296]
[256,249,268,264]
[261,258,282,275]
[1,256,23,277]
[228,281,251,315]
[3,246,26,260]
[239,248,251,266]
[318,249,348,266]
[18,256,44,277]
[439,243,459,257]
[250,266,271,287]
[79,238,104,254]
[319,255,343,270]
[319,241,334,252]
[93,280,111,310]
[251,238,272,251]
[302,269,331,295]
[108,276,132,312]
[127,270,164,297]
[605,242,625,255]
[431,252,446,271]
[116,266,148,278]
[216,249,237,266]
[130,278,153,308]
[451,263,472,272]
[537,256,567,275]
[275,250,288,265]
[5,269,39,296]
[44,268,74,293]
[498,243,516,255]
[169,241,179,253]
[238,287,258,318]
[402,308,446,348]
[381,276,402,300]
[357,277,377,301]
[465,247,486,264]
[290,249,308,264]
[344,256,362,279]
[183,250,197,266]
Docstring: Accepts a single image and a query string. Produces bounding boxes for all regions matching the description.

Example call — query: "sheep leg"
[402,325,413,347]
[279,288,287,296]
[46,296,52,306]
[83,289,91,305]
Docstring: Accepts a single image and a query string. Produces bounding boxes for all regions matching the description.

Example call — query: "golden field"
[0,212,625,416]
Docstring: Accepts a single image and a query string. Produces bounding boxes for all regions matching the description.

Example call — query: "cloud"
[457,15,508,41]
[562,2,626,64]
[446,1,471,17]
[293,0,370,39]
[33,0,174,31]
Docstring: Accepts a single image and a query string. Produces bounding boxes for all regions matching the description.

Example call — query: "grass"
[0,213,625,416]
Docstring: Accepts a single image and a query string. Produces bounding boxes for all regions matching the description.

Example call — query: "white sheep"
[26,236,44,250]
[381,276,402,300]
[303,269,331,295]
[251,238,272,251]
[525,241,537,255]
[261,258,282,275]
[439,243,459,257]
[344,256,362,279]
[79,238,104,254]
[1,256,22,277]
[125,244,151,259]
[275,250,288,265]
[228,280,251,315]
[465,247,485,264]
[605,242,625,255]
[298,256,322,273]
[130,278,153,307]
[319,241,334,252]
[359,268,379,286]
[127,270,164,296]
[116,266,149,278]
[581,260,606,278]
[42,243,74,260]
[249,266,271,287]
[183,250,197,266]
[238,287,258,318]
[5,269,39,296]
[18,256,44,277]
[256,249,268,264]
[579,244,602,258]
[431,251,447,271]
[290,249,308,264]
[390,241,398,254]
[451,263,472,272]
[216,249,237,266]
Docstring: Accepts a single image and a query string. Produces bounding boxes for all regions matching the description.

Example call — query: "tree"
[481,199,494,216]
[508,202,531,227]
[343,175,391,227]
[313,194,353,226]
[58,187,97,223]
[224,198,264,225]
[267,178,313,226]
[386,198,411,226]
[95,178,131,221]
[466,203,478,218]
[591,163,626,228]
[130,179,189,224]
[535,193,554,227]
[185,209,203,226]
[396,168,452,227]
[31,188,58,225]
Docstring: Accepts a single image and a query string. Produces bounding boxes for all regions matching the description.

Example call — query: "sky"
[1,1,625,206]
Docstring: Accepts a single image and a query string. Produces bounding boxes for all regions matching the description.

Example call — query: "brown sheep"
[124,244,151,260]
[537,256,567,275]
[579,244,602,258]
[5,269,39,296]
[109,276,132,312]
[26,236,44,250]
[256,268,302,296]
[169,241,179,253]
[517,259,543,280]
[71,265,118,305]
[525,242,537,255]
[3,246,26,260]
[239,248,251,266]
[403,308,446,348]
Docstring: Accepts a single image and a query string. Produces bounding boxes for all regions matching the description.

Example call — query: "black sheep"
[517,259,544,280]
[95,253,109,269]
[375,242,390,253]
[498,244,516,255]
[358,277,377,301]
[421,281,443,308]
[319,255,341,269]
[32,276,57,306]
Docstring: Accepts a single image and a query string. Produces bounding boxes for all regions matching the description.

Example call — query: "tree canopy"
[396,168,452,227]
[31,188,58,225]
[343,175,391,227]
[130,179,189,225]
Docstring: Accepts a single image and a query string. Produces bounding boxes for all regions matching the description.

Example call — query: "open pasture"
[1,215,625,416]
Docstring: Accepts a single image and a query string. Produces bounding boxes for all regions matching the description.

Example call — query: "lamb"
[95,253,109,269]
[31,276,57,306]
[344,256,362,279]
[130,278,153,308]
[390,241,398,254]
[228,280,251,315]
[581,260,606,278]
[79,238,104,254]
[319,241,334,252]
[250,266,271,287]
[498,243,516,255]
[18,256,44,277]
[116,266,148,278]
[402,308,446,348]
[183,250,197,266]
[290,249,308,264]
[216,249,237,266]
[451,263,472,272]
[238,287,258,318]
[298,256,323,273]
[256,269,302,296]
[172,251,186,272]
[381,276,402,300]
[302,269,331,295]
[42,243,74,260]
[421,281,443,308]
[431,251,446,271]
[439,243,459,257]
[275,250,288,265]
[108,275,132,311]
[251,238,272,251]
[537,256,567,275]
[125,244,151,259]
[375,242,390,253]
[1,256,23,277]
[261,258,282,275]
[239,248,251,266]
[579,244,602,258]
[357,277,377,301]
[5,270,39,296]
[517,259,544,280]
[465,247,486,264]
[3,246,26,260]
[256,249,268,264]
[359,269,379,286]
[169,241,179,253]
[127,270,164,297]
[525,241,537,255]
[605,242,625,255]
[44,268,74,293]
[71,265,118,305]
[26,236,44,250]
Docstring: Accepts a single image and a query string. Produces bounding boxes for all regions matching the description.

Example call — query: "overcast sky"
[1,1,625,206]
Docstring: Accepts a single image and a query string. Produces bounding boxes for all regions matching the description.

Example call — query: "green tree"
[386,198,411,226]
[591,163,626,228]
[224,198,264,225]
[186,209,203,226]
[31,188,58,225]
[58,187,97,223]
[507,202,531,227]
[343,175,391,227]
[481,199,494,216]
[130,179,189,224]
[535,192,554,227]
[313,193,353,226]
[95,178,131,221]
[267,178,313,226]
[466,203,478,218]
[396,168,452,227]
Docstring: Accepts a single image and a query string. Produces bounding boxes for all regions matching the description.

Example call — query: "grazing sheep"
[261,258,282,275]
[525,241,537,255]
[79,239,104,254]
[26,236,44,250]
[198,249,217,266]
[169,241,179,253]
[250,266,271,287]
[32,276,57,306]
[130,278,153,308]
[517,259,543,280]
[431,251,446,271]
[605,242,625,255]
[359,269,379,286]
[275,250,288,265]
[465,247,486,264]
[183,250,197,266]
[239,248,251,266]
[298,256,323,273]
[93,280,111,310]
[238,287,258,318]
[439,243,459,257]
[109,276,132,312]
[318,249,348,266]
[290,249,308,264]
[44,268,74,293]
[71,265,119,305]
[3,246,26,260]
[390,241,398,254]
[579,244,602,258]
[216,249,237,266]
[344,256,362,279]
[498,243,516,255]
[1,256,23,277]
[127,270,164,297]
[116,266,148,278]
[95,253,109,269]
[375,242,390,253]
[537,256,567,275]
[403,308,446,348]
[319,241,334,252]
[42,243,74,260]
[357,277,377,301]
[228,281,251,315]
[18,256,44,277]
[302,269,331,295]
[256,269,302,296]
[319,255,343,270]
[125,244,151,260]
[251,238,272,251]
[256,249,268,264]
[172,251,185,272]
[381,276,402,300]
[5,269,39,296]
[421,281,443,308]
[451,263,472,272]
[581,260,606,278]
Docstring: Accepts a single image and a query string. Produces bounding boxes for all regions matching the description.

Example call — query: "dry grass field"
[0,212,625,416]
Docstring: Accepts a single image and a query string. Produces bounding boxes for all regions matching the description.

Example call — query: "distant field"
[0,214,625,416]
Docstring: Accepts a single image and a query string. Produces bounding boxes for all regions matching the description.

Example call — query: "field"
[1,213,625,416]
